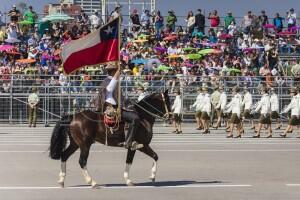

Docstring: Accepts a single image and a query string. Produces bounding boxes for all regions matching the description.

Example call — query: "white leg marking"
[150,161,157,180]
[58,162,66,187]
[124,164,133,185]
[82,166,97,187]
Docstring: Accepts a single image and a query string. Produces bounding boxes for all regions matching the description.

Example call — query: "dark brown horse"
[49,90,171,188]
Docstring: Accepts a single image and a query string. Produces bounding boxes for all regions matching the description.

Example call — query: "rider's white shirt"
[106,76,118,105]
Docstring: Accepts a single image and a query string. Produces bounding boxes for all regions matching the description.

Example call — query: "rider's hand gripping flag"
[61,18,119,74]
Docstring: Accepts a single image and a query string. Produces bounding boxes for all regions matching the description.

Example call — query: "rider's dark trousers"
[121,110,140,147]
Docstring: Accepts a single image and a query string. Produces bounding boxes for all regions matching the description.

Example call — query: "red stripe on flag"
[63,39,119,74]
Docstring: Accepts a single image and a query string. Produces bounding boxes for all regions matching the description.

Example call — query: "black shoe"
[234,135,241,138]
[226,135,233,138]
[253,135,260,138]
[178,131,182,134]
[172,130,178,133]
[266,135,272,138]
[280,134,287,138]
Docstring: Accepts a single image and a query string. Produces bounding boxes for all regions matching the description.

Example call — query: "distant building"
[44,3,81,17]
[73,0,102,16]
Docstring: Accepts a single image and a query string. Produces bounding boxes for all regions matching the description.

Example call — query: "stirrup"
[130,142,144,151]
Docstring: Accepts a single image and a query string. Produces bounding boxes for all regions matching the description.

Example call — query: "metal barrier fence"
[0,74,297,125]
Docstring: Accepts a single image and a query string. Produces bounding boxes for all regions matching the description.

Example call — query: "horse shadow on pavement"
[69,180,224,188]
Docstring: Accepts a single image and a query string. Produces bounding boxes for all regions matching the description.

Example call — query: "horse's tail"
[49,115,73,160]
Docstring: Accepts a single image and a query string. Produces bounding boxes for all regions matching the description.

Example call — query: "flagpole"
[117,16,122,118]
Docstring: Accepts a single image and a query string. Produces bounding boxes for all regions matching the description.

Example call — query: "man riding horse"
[98,63,143,150]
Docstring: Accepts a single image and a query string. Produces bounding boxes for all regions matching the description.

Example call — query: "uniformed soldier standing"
[215,86,227,129]
[280,88,300,138]
[191,88,204,130]
[211,86,221,128]
[225,87,242,138]
[270,88,282,130]
[172,89,183,134]
[200,87,211,134]
[242,87,254,130]
[28,88,39,127]
[253,87,272,138]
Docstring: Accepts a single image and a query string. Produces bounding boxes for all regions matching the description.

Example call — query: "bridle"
[133,93,170,120]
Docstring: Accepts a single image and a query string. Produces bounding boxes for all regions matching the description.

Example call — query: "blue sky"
[0,0,298,23]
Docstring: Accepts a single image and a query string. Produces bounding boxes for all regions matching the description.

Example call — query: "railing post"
[68,76,71,114]
[9,75,13,124]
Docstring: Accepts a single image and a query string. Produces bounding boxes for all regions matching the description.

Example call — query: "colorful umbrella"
[263,24,276,29]
[183,47,196,52]
[163,35,178,41]
[138,34,150,40]
[157,65,172,71]
[198,49,214,55]
[0,44,14,52]
[198,49,222,55]
[227,68,241,73]
[185,54,202,60]
[42,13,74,22]
[16,58,36,64]
[18,20,34,25]
[168,54,182,59]
[131,59,146,65]
[132,39,148,43]
[154,47,167,53]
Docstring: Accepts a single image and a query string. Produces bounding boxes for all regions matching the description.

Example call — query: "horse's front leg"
[79,145,98,188]
[124,149,136,186]
[139,145,158,182]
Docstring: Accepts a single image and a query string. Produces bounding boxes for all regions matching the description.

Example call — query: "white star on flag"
[104,26,114,35]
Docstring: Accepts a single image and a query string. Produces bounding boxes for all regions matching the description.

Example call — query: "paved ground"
[0,124,300,200]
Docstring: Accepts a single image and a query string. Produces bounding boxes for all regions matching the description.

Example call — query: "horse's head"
[137,90,171,120]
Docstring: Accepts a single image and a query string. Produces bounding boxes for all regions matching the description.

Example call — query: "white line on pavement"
[286,184,300,186]
[0,149,300,153]
[0,184,252,190]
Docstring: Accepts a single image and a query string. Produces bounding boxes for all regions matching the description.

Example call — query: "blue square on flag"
[100,18,119,41]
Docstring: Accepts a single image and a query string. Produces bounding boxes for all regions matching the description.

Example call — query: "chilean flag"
[61,18,119,74]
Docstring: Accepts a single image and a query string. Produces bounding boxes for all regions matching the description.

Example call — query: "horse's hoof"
[127,182,135,187]
[58,181,64,188]
[91,184,101,189]
[149,178,155,183]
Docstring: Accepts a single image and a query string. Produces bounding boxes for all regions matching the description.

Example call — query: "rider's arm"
[106,69,120,92]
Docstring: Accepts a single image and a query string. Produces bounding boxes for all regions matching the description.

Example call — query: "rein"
[134,93,170,120]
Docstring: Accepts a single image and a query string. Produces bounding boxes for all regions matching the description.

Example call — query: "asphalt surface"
[0,125,300,200]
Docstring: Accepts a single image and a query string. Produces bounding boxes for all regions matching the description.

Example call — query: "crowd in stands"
[0,4,300,93]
